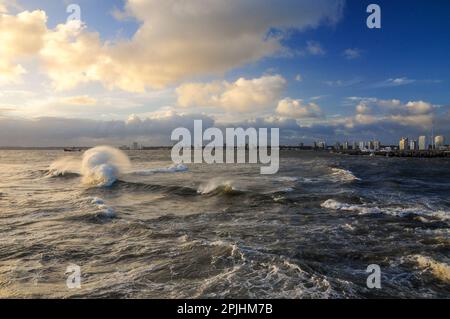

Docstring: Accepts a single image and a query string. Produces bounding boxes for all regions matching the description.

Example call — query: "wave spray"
[80,146,130,187]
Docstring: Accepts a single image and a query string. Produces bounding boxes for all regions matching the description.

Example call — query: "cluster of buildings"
[399,135,446,151]
[120,142,143,150]
[121,136,448,153]
[314,140,383,152]
[313,135,447,152]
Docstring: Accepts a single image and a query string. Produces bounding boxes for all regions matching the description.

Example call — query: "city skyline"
[314,133,447,149]
[102,132,448,151]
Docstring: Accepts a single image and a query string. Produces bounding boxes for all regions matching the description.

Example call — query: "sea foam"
[80,146,131,187]
[321,199,450,222]
[48,157,80,176]
[320,199,381,215]
[329,168,360,182]
[411,255,450,282]
[197,178,236,195]
[48,146,189,187]
[133,164,188,175]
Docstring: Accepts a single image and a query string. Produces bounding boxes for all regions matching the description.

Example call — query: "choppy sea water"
[0,148,449,298]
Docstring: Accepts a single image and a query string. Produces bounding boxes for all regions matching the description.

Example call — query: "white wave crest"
[329,168,360,182]
[86,196,116,218]
[48,146,130,187]
[320,199,381,215]
[321,199,450,222]
[410,255,450,282]
[80,146,130,187]
[275,176,298,182]
[133,164,188,175]
[47,157,80,176]
[198,178,236,195]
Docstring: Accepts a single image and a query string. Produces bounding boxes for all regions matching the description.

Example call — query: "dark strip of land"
[331,150,450,158]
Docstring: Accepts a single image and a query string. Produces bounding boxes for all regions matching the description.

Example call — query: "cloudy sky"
[0,0,449,146]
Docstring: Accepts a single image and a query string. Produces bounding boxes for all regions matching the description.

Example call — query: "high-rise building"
[359,141,365,150]
[343,141,349,150]
[352,142,357,150]
[435,136,445,150]
[419,136,427,151]
[373,140,381,151]
[131,142,140,150]
[399,137,409,151]
[335,142,341,150]
[317,141,326,149]
[410,140,417,151]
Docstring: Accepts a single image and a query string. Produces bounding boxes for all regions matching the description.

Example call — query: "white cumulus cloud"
[176,75,287,112]
[276,98,323,118]
[0,0,344,91]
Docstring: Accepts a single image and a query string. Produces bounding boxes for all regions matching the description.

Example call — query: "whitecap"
[275,176,298,182]
[320,199,381,215]
[81,146,130,187]
[85,196,116,218]
[409,255,450,282]
[197,178,236,195]
[328,168,360,182]
[133,164,188,175]
[321,199,450,222]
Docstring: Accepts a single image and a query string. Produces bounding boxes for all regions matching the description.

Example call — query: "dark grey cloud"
[0,107,448,147]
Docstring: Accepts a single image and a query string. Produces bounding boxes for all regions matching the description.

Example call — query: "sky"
[0,0,449,146]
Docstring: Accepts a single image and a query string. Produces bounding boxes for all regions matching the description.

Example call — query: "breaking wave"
[320,199,381,215]
[197,179,238,195]
[47,146,130,187]
[194,239,340,298]
[48,157,80,177]
[274,176,298,182]
[87,196,116,218]
[48,146,188,187]
[321,199,450,222]
[410,255,450,282]
[80,146,131,187]
[329,168,360,182]
[133,164,188,175]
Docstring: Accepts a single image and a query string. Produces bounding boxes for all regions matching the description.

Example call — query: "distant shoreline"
[1,146,449,158]
[331,150,450,158]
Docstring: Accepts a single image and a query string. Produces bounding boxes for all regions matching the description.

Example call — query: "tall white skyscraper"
[419,136,427,151]
[373,140,381,151]
[399,137,409,151]
[435,136,445,149]
[359,141,365,150]
[343,142,349,150]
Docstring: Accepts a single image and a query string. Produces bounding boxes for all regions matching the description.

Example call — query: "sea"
[0,147,449,298]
